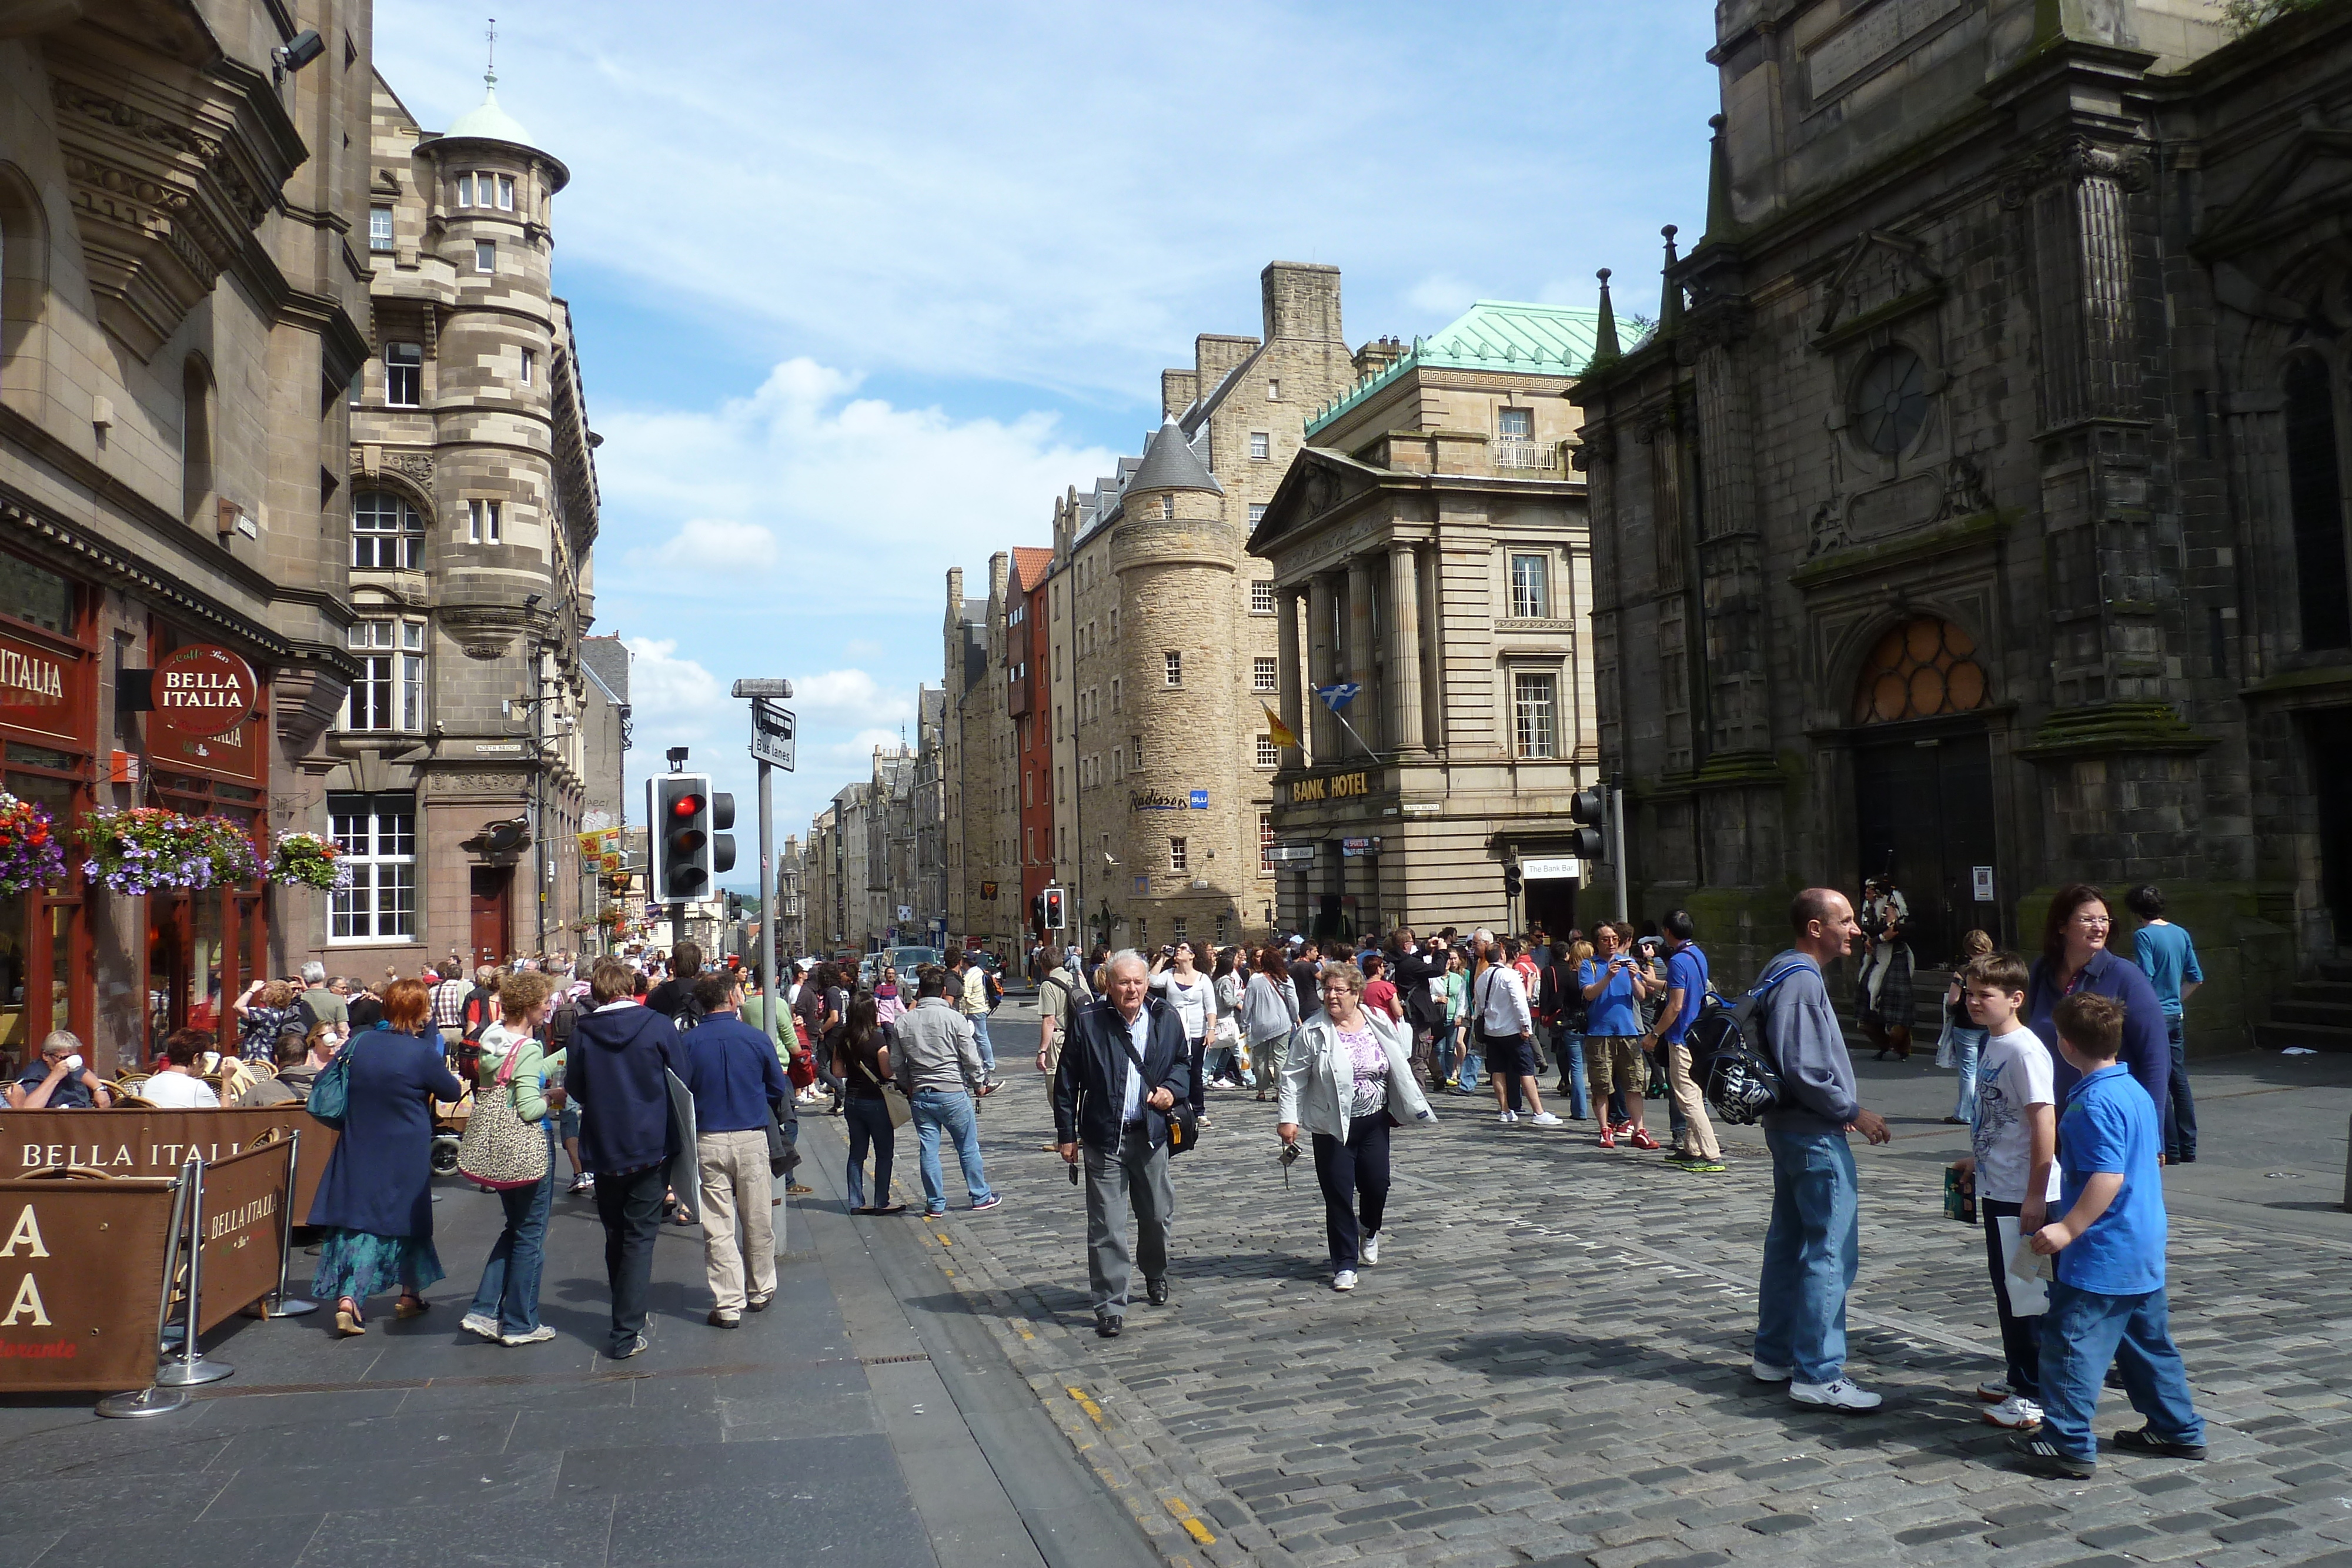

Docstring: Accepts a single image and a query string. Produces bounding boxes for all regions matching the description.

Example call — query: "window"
[1160,494,1174,519]
[1172,917,1187,943]
[352,490,423,569]
[467,498,502,544]
[456,171,476,206]
[368,205,394,252]
[1168,837,1188,872]
[1256,735,1278,767]
[475,239,496,273]
[1259,813,1275,873]
[1131,734,1143,771]
[1110,609,1118,638]
[383,342,422,407]
[1252,656,1277,691]
[1250,431,1270,461]
[1248,504,1267,526]
[1267,379,1281,401]
[1512,671,1558,760]
[1852,345,1929,456]
[1217,912,1231,944]
[1510,553,1551,618]
[1111,677,1120,713]
[328,793,416,940]
[497,173,516,210]
[1251,581,1275,614]
[520,348,535,385]
[345,620,427,731]
[1164,651,1182,686]
[1499,406,1533,437]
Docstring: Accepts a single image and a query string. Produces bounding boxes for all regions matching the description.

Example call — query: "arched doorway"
[1848,617,2000,960]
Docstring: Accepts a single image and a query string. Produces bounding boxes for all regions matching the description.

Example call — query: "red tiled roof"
[1011,546,1055,593]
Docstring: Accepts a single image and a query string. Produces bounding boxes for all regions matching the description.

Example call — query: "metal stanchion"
[266,1131,316,1317]
[154,1153,232,1388]
[96,1166,193,1418]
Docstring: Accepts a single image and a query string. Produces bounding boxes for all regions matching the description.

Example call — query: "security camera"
[273,29,325,81]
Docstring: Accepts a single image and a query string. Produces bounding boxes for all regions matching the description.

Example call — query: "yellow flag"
[1262,703,1298,750]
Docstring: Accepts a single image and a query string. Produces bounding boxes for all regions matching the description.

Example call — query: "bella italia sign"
[150,643,260,742]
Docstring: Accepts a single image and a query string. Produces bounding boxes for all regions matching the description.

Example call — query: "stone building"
[1575,0,2352,1048]
[0,0,376,1068]
[773,832,807,959]
[332,65,600,973]
[1250,302,1602,938]
[806,801,841,953]
[943,558,1011,954]
[913,684,946,944]
[1035,262,1359,952]
[1007,547,1054,940]
[574,631,629,955]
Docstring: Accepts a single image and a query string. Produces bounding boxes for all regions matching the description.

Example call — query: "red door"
[470,867,512,965]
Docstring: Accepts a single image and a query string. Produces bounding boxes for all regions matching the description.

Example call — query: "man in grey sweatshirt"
[893,968,1001,1216]
[1751,888,1892,1413]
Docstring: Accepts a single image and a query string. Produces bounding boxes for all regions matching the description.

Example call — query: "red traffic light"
[671,792,705,819]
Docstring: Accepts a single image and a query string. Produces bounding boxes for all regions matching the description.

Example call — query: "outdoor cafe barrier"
[0,1126,311,1419]
[1,1105,338,1216]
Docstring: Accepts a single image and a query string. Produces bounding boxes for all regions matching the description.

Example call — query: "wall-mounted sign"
[1521,857,1579,881]
[1189,790,1208,809]
[473,741,526,755]
[0,628,81,749]
[1267,844,1316,864]
[1341,837,1380,858]
[1285,771,1370,804]
[980,880,998,901]
[1130,788,1188,812]
[149,644,259,741]
[1972,865,1995,902]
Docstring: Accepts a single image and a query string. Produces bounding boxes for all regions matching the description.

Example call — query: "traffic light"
[649,773,735,900]
[1042,885,1066,930]
[1569,785,1609,861]
[1504,863,1524,900]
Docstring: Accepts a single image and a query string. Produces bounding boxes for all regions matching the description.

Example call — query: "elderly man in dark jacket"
[1053,949,1191,1339]
[567,958,681,1359]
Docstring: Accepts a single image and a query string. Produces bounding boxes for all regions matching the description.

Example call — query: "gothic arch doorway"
[1847,617,2000,962]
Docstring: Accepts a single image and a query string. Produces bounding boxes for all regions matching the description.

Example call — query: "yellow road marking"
[1065,1385,1105,1425]
[1162,1497,1216,1544]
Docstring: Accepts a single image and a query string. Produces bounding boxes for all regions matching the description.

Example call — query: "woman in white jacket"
[1278,959,1435,1291]
[1243,944,1299,1103]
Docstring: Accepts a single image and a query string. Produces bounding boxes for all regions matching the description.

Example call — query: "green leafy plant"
[2223,0,2331,32]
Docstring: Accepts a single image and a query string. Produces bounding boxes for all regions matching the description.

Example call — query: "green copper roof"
[1306,300,1603,437]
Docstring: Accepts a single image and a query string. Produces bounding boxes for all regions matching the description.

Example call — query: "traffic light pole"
[757,755,776,1047]
[1611,775,1629,922]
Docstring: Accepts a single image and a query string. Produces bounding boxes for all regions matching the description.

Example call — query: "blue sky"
[375,1,1722,884]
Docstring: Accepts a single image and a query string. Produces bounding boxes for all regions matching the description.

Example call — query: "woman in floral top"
[1277,959,1435,1292]
[234,979,303,1062]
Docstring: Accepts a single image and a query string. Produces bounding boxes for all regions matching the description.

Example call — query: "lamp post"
[733,679,793,1045]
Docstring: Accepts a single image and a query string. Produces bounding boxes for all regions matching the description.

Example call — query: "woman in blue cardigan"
[308,977,465,1335]
[2024,883,2171,1129]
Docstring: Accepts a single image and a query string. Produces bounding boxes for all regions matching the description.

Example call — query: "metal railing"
[1494,437,1556,470]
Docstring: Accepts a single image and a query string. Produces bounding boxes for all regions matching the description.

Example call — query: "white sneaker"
[1789,1378,1883,1412]
[1528,1111,1564,1128]
[1496,1110,1518,1126]
[1975,1378,2013,1402]
[460,1312,499,1342]
[1982,1395,2043,1429]
[1750,1359,1793,1383]
[1361,1233,1380,1266]
[1332,1269,1358,1292]
[499,1324,557,1346]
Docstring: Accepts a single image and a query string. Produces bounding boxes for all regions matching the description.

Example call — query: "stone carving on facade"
[1936,454,1992,520]
[1816,230,1940,339]
[430,771,529,793]
[1999,133,2154,210]
[437,604,528,661]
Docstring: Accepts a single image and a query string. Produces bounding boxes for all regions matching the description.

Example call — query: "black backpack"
[1690,963,1807,1126]
[547,993,579,1052]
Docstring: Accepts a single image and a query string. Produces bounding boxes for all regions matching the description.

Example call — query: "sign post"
[155,1154,231,1388]
[733,680,794,1047]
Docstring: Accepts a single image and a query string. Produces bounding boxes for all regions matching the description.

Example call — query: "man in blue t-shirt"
[1657,910,1721,1171]
[2126,884,2203,1164]
[2010,992,2205,1479]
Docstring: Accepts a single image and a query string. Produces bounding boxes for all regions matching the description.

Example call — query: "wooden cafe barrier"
[1,1105,338,1217]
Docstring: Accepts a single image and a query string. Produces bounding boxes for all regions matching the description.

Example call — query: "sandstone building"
[1576,0,2352,1048]
[1250,301,1602,938]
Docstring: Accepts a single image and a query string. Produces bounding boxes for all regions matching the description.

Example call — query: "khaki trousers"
[697,1128,779,1313]
[1663,1041,1720,1160]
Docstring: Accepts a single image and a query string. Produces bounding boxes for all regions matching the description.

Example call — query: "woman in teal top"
[461,972,560,1346]
[1442,949,1474,1094]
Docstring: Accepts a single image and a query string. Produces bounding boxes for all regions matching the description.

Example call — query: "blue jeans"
[1452,1025,1481,1092]
[1553,1030,1588,1119]
[2163,1017,2196,1161]
[467,1125,555,1337]
[1755,1128,1859,1385]
[1950,1025,1986,1121]
[2036,1281,2204,1461]
[844,1095,896,1209]
[910,1088,993,1213]
[965,1014,995,1075]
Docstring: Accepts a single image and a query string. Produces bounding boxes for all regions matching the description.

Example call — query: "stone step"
[2254,1018,2352,1053]
[2273,997,2352,1028]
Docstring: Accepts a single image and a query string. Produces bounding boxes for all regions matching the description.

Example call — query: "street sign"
[1521,857,1579,881]
[730,678,794,698]
[1268,844,1316,864]
[897,905,913,921]
[750,700,795,771]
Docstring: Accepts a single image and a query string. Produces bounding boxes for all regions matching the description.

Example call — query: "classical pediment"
[2199,118,2352,260]
[45,30,308,359]
[1815,230,1943,343]
[1245,445,1385,554]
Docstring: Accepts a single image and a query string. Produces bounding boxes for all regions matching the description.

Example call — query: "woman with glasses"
[1148,940,1218,1129]
[2024,883,2173,1133]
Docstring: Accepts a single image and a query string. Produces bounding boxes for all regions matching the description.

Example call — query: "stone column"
[1387,544,1426,756]
[1306,573,1338,764]
[1345,556,1379,754]
[1277,586,1307,768]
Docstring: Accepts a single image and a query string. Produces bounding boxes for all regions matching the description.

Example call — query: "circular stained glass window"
[1852,346,1929,456]
[1850,617,1990,726]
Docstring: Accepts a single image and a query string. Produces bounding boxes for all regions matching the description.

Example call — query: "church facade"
[1575,0,2352,1048]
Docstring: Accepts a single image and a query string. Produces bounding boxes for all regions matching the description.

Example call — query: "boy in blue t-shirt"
[2007,992,2206,1479]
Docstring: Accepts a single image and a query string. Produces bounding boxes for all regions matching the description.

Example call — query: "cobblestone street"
[846,1001,2352,1568]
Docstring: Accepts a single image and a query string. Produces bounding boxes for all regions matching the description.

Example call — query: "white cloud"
[1406,273,1478,317]
[637,518,777,574]
[793,669,916,728]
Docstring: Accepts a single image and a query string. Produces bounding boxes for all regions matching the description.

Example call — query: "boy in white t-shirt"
[1949,951,2060,1432]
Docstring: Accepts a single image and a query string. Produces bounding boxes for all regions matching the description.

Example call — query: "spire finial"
[1590,268,1621,365]
[1658,226,1685,337]
[485,16,497,87]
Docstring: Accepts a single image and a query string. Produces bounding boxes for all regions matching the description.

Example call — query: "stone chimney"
[1262,260,1342,346]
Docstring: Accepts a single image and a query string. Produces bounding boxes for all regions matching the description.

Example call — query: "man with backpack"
[646,941,706,1029]
[1750,888,1892,1413]
[949,949,998,1084]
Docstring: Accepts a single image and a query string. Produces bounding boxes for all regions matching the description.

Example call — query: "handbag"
[305,1036,353,1129]
[456,1041,552,1191]
[851,1053,913,1129]
[1114,1012,1198,1156]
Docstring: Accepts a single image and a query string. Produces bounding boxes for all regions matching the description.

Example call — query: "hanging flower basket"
[74,807,265,896]
[0,792,67,897]
[596,907,625,930]
[271,831,352,891]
